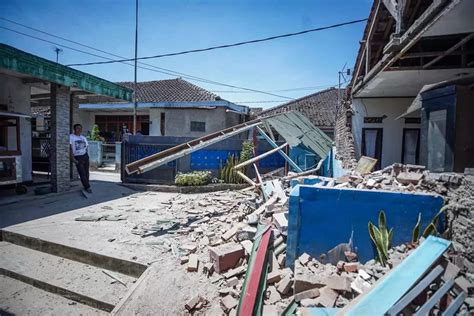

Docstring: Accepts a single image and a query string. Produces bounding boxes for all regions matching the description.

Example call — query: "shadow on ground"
[0,180,137,229]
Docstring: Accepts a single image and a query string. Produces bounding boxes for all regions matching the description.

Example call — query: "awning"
[264,111,333,159]
[396,75,474,119]
[0,44,132,101]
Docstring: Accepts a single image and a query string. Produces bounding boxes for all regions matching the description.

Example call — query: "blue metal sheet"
[286,185,444,268]
[346,236,451,316]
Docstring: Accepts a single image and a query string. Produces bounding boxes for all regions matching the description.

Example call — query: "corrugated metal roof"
[265,111,333,159]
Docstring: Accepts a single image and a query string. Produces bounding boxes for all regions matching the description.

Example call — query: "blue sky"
[1,0,371,108]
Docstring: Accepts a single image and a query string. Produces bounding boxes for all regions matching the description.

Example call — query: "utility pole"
[53,47,63,63]
[133,0,139,134]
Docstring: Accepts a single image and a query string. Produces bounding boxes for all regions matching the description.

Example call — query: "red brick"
[209,242,245,273]
[343,262,359,273]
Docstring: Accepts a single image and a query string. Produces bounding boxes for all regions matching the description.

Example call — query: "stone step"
[0,241,137,312]
[1,230,147,278]
[0,275,107,315]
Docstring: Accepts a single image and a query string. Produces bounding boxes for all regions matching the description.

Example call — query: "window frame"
[0,115,21,156]
[361,127,383,170]
[190,121,206,132]
[401,128,420,164]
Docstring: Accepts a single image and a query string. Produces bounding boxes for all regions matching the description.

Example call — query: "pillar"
[50,83,71,193]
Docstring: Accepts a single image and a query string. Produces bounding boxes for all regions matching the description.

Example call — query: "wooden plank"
[236,171,257,187]
[234,143,288,169]
[339,236,451,316]
[423,33,474,69]
[387,265,444,315]
[414,279,454,316]
[256,126,303,172]
[239,226,272,316]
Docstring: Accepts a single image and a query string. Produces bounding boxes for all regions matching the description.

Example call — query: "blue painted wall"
[287,185,444,267]
[321,147,349,178]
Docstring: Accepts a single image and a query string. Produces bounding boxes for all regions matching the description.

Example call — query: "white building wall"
[352,97,420,168]
[0,74,32,182]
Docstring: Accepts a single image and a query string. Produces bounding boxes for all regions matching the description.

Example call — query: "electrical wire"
[65,18,368,66]
[0,24,293,100]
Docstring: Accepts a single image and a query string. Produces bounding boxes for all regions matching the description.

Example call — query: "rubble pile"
[317,163,466,195]
[145,182,435,314]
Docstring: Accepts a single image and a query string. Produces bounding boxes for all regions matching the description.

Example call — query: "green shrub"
[175,171,212,186]
[88,124,104,142]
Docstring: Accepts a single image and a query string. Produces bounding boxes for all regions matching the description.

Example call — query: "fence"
[121,135,286,184]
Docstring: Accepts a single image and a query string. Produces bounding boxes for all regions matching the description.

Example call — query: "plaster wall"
[352,97,420,168]
[149,107,242,137]
[0,74,32,182]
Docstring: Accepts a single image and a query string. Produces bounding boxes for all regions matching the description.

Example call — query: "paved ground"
[0,172,227,314]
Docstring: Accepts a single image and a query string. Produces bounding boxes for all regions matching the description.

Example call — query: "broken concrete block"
[222,226,238,241]
[343,262,359,273]
[358,269,371,281]
[396,172,423,185]
[240,240,253,256]
[300,298,319,307]
[455,276,472,294]
[227,276,239,288]
[294,274,325,293]
[180,243,197,253]
[276,275,292,295]
[273,212,288,236]
[325,275,352,292]
[209,243,245,273]
[299,253,311,266]
[314,286,338,308]
[351,275,371,294]
[185,295,201,311]
[180,256,189,264]
[219,288,230,296]
[262,304,279,315]
[277,254,286,268]
[443,261,461,281]
[366,179,376,188]
[266,286,282,305]
[224,266,247,279]
[220,295,238,313]
[294,288,320,302]
[203,263,214,276]
[236,226,257,241]
[187,254,199,272]
[270,252,279,272]
[267,270,282,285]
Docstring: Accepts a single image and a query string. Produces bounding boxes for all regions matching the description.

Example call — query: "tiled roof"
[117,78,220,103]
[259,88,343,128]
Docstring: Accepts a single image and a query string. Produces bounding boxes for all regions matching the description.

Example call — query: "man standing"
[70,124,91,193]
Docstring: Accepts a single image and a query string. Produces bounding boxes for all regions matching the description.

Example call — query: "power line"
[0,23,293,100]
[66,18,368,66]
[211,84,339,93]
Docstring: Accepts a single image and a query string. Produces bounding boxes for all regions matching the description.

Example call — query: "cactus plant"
[368,210,393,267]
[411,204,448,243]
[219,141,254,184]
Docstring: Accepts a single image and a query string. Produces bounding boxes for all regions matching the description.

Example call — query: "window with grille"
[190,121,206,132]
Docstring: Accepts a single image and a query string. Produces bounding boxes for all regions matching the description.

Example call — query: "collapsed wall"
[334,100,357,170]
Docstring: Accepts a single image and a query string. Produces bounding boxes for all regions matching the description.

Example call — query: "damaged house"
[341,0,474,172]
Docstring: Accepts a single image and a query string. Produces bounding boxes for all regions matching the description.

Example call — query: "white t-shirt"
[69,134,89,156]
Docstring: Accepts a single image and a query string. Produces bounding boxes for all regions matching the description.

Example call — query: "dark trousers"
[75,154,90,190]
